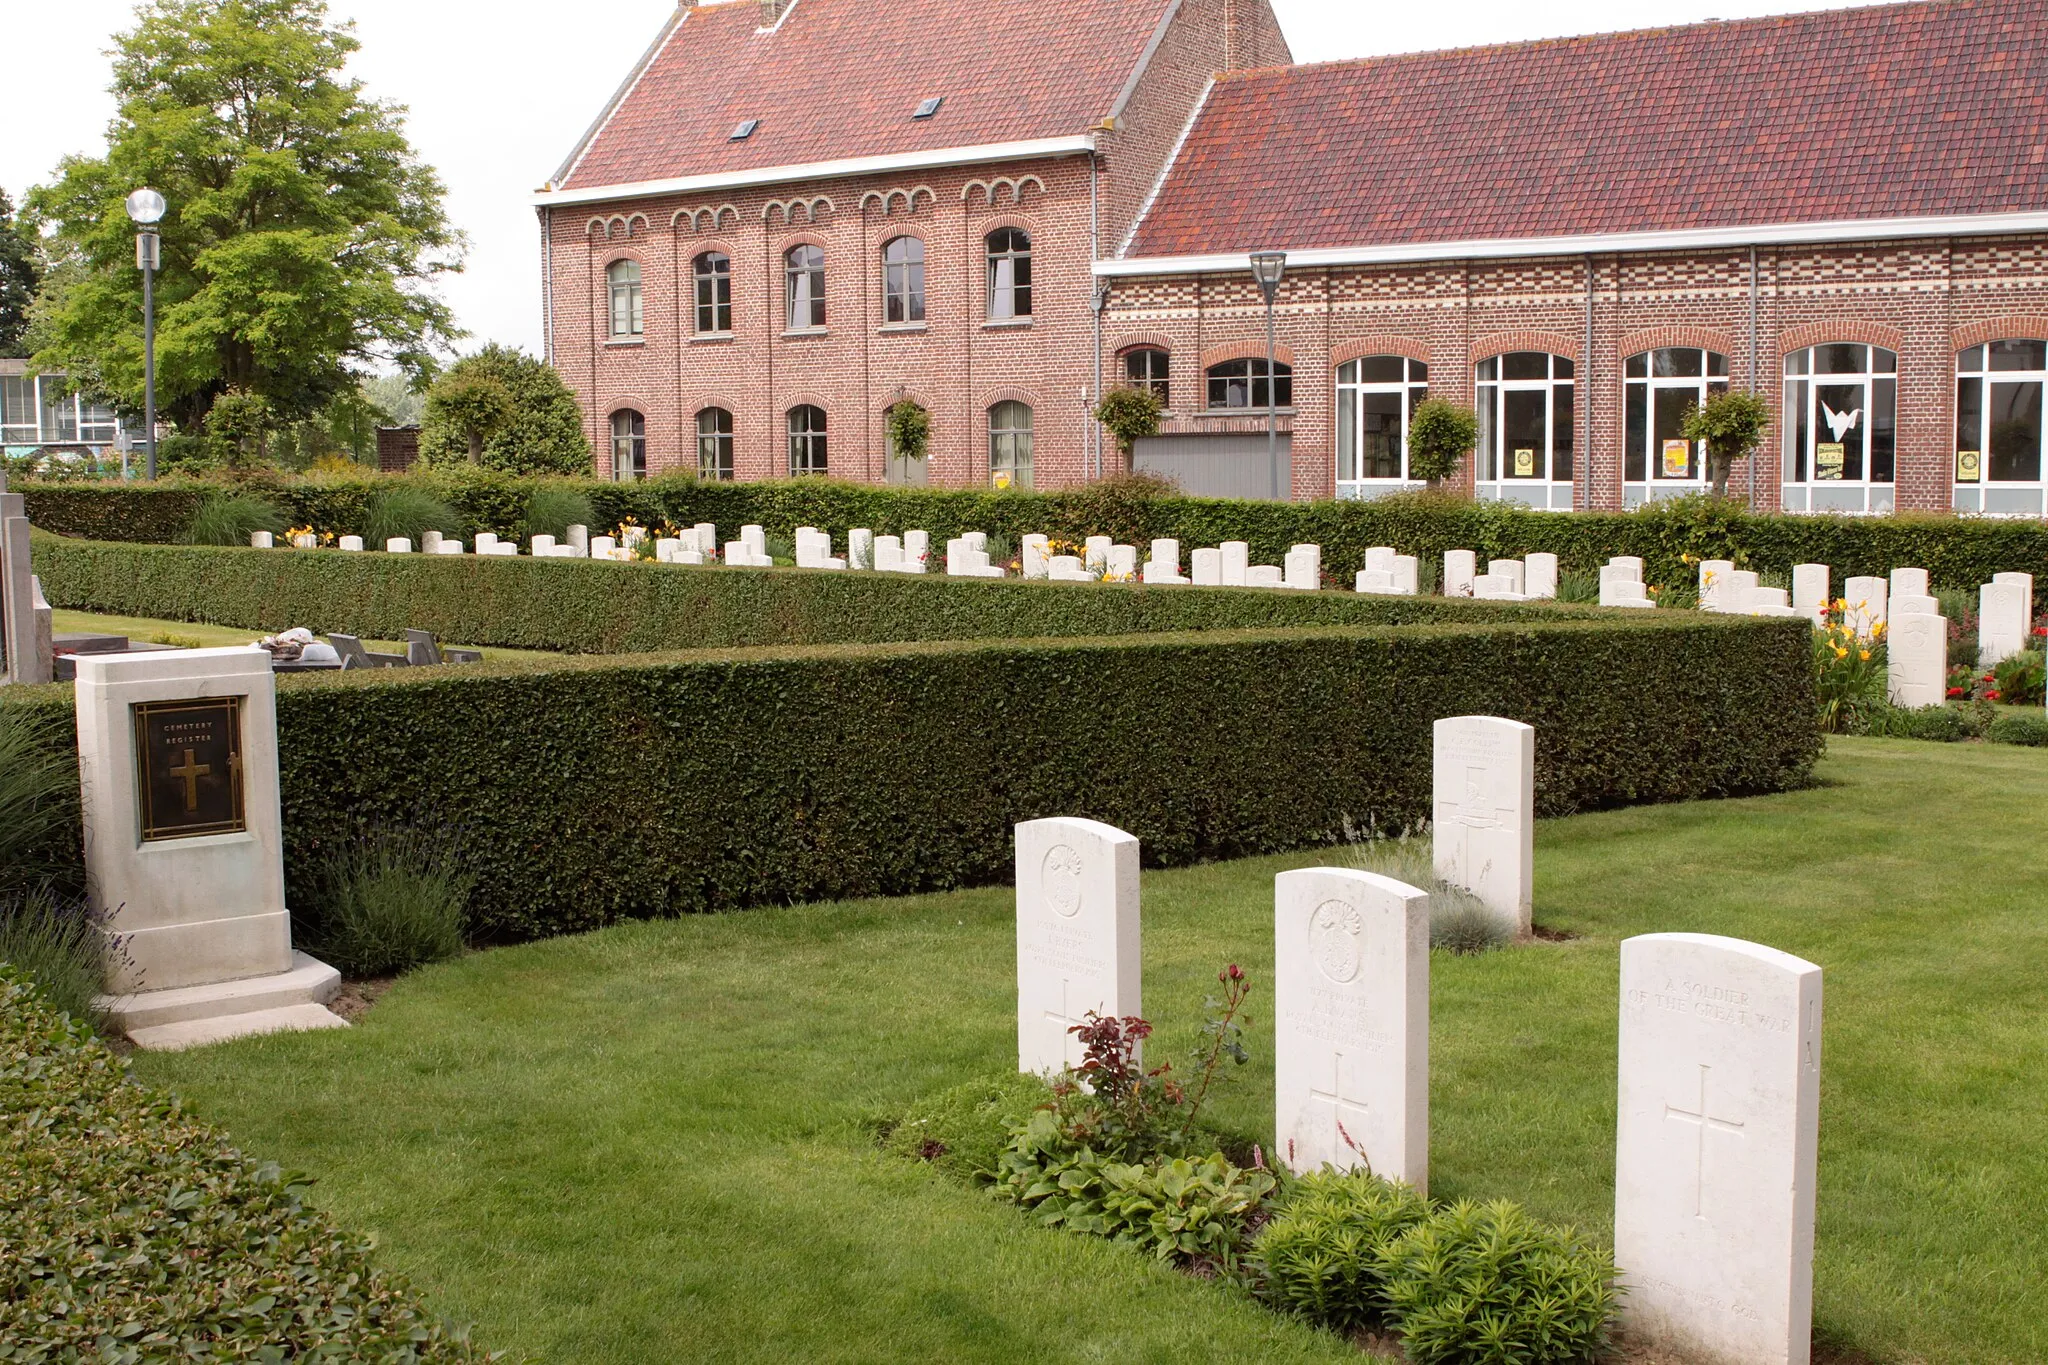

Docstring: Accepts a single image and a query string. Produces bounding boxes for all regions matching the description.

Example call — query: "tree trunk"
[467,429,482,464]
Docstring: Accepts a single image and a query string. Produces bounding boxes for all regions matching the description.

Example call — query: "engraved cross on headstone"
[1307,1050,1372,1159]
[1045,978,1092,1065]
[1436,764,1514,884]
[1665,1062,1746,1219]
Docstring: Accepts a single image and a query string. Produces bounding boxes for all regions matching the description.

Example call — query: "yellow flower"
[1834,646,1848,659]
[1859,650,1871,661]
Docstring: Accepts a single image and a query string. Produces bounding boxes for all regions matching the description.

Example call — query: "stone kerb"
[1616,933,1823,1365]
[1433,716,1536,938]
[1014,817,1140,1076]
[1274,867,1429,1190]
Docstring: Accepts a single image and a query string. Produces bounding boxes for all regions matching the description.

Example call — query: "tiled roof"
[555,0,1173,191]
[1126,0,2048,259]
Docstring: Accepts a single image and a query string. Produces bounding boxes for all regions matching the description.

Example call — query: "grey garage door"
[1133,433,1292,501]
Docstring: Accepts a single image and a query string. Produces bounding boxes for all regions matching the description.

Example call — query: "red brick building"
[542,0,2048,515]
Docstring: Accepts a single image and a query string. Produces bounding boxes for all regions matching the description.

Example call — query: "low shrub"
[1987,711,2048,747]
[523,484,595,541]
[0,705,79,896]
[300,829,471,977]
[1991,649,2046,706]
[997,1139,1276,1270]
[1815,613,1886,733]
[1253,1169,1432,1332]
[181,491,286,546]
[363,483,461,547]
[0,890,115,1028]
[0,969,490,1357]
[1866,704,1972,743]
[1379,1199,1617,1365]
[1344,834,1513,953]
[882,1073,1054,1180]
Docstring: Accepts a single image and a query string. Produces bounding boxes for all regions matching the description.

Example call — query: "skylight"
[730,119,760,141]
[912,97,944,120]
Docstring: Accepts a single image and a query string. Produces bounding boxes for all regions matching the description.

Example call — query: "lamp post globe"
[125,188,166,226]
[126,189,166,478]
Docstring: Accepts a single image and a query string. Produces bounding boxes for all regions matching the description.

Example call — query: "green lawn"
[51,609,556,665]
[136,738,2048,1364]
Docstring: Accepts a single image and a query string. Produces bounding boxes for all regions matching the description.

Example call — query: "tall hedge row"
[20,473,2048,601]
[2,617,1819,943]
[32,536,1610,654]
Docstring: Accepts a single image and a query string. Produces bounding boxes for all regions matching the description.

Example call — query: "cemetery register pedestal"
[77,647,345,1050]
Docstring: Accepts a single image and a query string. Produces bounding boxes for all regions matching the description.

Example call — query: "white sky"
[4,0,1883,364]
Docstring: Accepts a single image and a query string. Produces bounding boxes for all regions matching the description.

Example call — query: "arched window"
[1123,348,1169,406]
[696,407,734,481]
[986,228,1032,320]
[1336,356,1429,495]
[989,401,1033,490]
[693,253,731,334]
[1623,347,1729,504]
[788,405,827,475]
[1206,357,1292,410]
[1783,344,1897,515]
[1955,341,2047,516]
[1475,352,1574,509]
[607,260,643,338]
[882,236,925,324]
[610,409,646,481]
[785,245,825,330]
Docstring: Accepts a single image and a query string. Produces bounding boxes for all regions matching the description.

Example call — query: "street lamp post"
[125,188,166,480]
[1249,251,1288,500]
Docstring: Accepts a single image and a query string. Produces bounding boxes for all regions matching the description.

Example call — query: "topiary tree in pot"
[1405,399,1479,490]
[1092,386,1165,473]
[1681,390,1772,498]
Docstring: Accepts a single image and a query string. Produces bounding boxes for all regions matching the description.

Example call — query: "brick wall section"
[1101,233,2048,509]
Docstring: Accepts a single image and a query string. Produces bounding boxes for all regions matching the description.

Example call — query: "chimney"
[760,0,788,23]
[1223,0,1238,70]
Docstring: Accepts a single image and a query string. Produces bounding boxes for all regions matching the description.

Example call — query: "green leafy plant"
[181,491,287,546]
[1552,569,1601,604]
[1991,649,2046,706]
[1380,1199,1618,1365]
[1987,711,2048,747]
[886,400,931,463]
[299,829,471,977]
[204,388,277,469]
[881,1073,1053,1179]
[1679,390,1772,497]
[0,889,121,1029]
[524,485,595,542]
[1181,964,1253,1135]
[1406,399,1480,487]
[1815,611,1887,734]
[1344,833,1512,953]
[0,706,81,895]
[417,346,590,475]
[1092,386,1165,467]
[1866,703,1971,743]
[362,483,460,546]
[425,371,515,464]
[1254,1169,1432,1332]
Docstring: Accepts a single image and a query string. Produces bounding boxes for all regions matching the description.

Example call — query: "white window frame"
[1475,352,1576,511]
[1622,347,1729,507]
[607,260,644,339]
[989,401,1033,490]
[1781,344,1897,516]
[1335,356,1428,500]
[610,409,646,481]
[1954,340,2048,517]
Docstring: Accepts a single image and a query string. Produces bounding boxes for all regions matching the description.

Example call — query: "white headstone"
[873,535,904,572]
[1355,569,1396,594]
[1247,565,1285,588]
[1601,576,1652,608]
[436,540,465,556]
[1748,587,1791,612]
[1191,548,1223,586]
[1,501,49,684]
[1888,567,1928,603]
[1842,576,1887,638]
[1444,550,1477,597]
[422,530,443,553]
[1791,564,1829,625]
[474,532,499,553]
[1393,555,1420,595]
[1274,867,1430,1189]
[74,648,346,1047]
[530,534,557,555]
[1148,539,1180,576]
[1470,574,1511,599]
[1890,593,1938,617]
[1616,933,1822,1365]
[962,531,987,552]
[565,524,588,553]
[1220,541,1250,587]
[1365,546,1397,573]
[1487,559,1525,594]
[1698,560,1736,612]
[1524,552,1558,599]
[849,528,874,570]
[251,531,274,549]
[1021,534,1050,579]
[742,524,767,556]
[1722,570,1760,613]
[1978,580,2029,664]
[589,536,616,560]
[1284,544,1321,590]
[903,529,930,572]
[385,537,413,554]
[1433,715,1535,937]
[1107,544,1139,579]
[1047,556,1091,581]
[1609,555,1645,579]
[1084,536,1112,572]
[693,523,716,554]
[1887,611,1947,708]
[1015,818,1140,1076]
[337,535,364,552]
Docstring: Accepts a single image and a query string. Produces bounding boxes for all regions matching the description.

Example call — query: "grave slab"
[1433,715,1535,937]
[1015,818,1140,1075]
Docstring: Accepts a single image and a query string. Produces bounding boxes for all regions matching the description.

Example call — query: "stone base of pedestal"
[99,951,348,1051]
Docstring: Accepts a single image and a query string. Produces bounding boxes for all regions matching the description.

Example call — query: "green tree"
[26,0,460,435]
[417,345,589,475]
[425,371,514,463]
[0,189,39,356]
[1406,398,1479,488]
[886,399,930,463]
[204,387,274,468]
[1680,390,1772,497]
[1092,386,1165,470]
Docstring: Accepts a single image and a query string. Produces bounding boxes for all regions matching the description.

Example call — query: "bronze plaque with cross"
[133,697,246,841]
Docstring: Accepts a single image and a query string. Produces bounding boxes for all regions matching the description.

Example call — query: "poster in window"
[1660,439,1692,479]
[992,469,1014,491]
[1815,443,1846,480]
[1956,450,1982,483]
[1512,448,1535,477]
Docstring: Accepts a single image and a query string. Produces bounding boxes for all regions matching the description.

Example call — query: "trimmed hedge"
[32,535,1610,654]
[5,616,1816,943]
[21,473,2048,604]
[0,968,488,1357]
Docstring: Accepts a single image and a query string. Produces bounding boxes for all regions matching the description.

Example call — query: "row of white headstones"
[1017,715,1822,1365]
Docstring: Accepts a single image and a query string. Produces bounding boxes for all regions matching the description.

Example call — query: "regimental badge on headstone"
[1956,449,1982,483]
[133,697,247,840]
[1512,448,1535,477]
[1815,443,1846,480]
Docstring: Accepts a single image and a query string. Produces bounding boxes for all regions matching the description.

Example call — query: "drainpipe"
[1748,245,1760,509]
[541,206,554,367]
[1583,254,1594,511]
[1090,151,1103,481]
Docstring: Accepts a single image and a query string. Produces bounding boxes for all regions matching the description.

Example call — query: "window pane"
[1814,382,1866,481]
[1337,386,1357,481]
[1502,351,1548,381]
[1874,348,1897,374]
[1477,357,1497,382]
[1625,384,1647,481]
[1653,348,1701,378]
[1989,339,2048,372]
[1360,392,1403,479]
[1553,385,1573,483]
[1958,346,1984,372]
[1409,360,1429,383]
[1502,388,1547,478]
[40,378,76,442]
[1988,380,2042,481]
[1357,355,1404,384]
[1955,377,1980,478]
[0,375,35,436]
[1476,384,1496,480]
[1815,344,1864,375]
[1871,377,1896,484]
[1784,349,1809,376]
[697,408,733,480]
[1626,352,1648,378]
[1784,379,1809,482]
[1653,385,1697,479]
[1707,352,1729,377]
[1553,357,1574,379]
